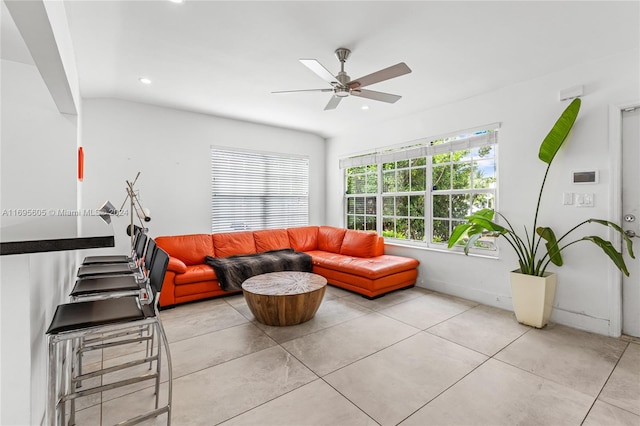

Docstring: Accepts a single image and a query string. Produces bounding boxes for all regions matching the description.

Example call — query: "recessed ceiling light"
[361,105,369,110]
[138,77,152,85]
[168,0,184,3]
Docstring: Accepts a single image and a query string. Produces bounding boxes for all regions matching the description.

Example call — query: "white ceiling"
[5,1,640,138]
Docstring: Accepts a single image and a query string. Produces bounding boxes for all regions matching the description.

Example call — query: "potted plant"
[447,98,635,328]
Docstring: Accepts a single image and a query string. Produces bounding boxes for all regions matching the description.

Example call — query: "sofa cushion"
[317,226,347,253]
[340,230,380,258]
[307,250,419,280]
[287,226,319,251]
[254,229,291,252]
[167,257,187,274]
[174,264,217,285]
[155,234,214,266]
[174,281,225,298]
[213,231,257,257]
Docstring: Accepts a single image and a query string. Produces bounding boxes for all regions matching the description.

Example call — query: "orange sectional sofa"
[155,226,419,308]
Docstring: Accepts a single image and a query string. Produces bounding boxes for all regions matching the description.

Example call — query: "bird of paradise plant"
[447,98,634,276]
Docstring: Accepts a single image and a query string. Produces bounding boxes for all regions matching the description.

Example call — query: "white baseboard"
[418,279,512,312]
[418,279,612,336]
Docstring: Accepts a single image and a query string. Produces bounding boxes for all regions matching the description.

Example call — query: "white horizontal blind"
[211,147,309,233]
[339,123,500,168]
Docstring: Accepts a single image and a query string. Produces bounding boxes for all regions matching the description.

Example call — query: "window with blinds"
[211,147,309,233]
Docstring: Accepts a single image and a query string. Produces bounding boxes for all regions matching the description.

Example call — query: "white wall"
[1,1,82,422]
[80,98,326,254]
[0,58,79,425]
[0,61,77,218]
[326,49,640,336]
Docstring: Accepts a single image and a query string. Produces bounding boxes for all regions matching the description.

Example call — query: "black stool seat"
[71,240,156,303]
[82,254,131,265]
[81,232,147,266]
[77,263,136,278]
[70,276,141,297]
[46,297,153,335]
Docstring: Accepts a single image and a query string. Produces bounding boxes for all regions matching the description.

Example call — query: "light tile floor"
[74,286,640,425]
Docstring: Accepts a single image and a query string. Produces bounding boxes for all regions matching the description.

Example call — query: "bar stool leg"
[154,323,161,408]
[76,336,84,388]
[69,338,78,426]
[60,339,70,426]
[148,325,155,370]
[158,320,173,426]
[47,335,57,426]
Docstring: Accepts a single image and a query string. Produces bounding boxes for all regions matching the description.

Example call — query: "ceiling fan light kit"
[273,47,411,110]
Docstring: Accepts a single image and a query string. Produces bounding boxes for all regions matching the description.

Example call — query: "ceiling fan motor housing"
[336,71,351,91]
[335,48,352,95]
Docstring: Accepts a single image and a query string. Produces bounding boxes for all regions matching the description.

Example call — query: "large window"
[343,127,498,252]
[211,147,309,233]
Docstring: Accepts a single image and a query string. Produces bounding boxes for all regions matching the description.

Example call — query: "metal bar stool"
[70,239,159,387]
[75,239,156,283]
[46,248,172,426]
[70,240,157,302]
[82,231,147,266]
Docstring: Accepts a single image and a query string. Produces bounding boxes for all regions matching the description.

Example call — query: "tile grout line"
[578,340,632,425]
[216,292,424,425]
[396,353,495,425]
[395,326,537,425]
[180,291,492,424]
[92,289,638,425]
[487,324,631,407]
[84,291,401,423]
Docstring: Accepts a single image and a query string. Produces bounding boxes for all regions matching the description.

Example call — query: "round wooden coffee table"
[241,271,327,326]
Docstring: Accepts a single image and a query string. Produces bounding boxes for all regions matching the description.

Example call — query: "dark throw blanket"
[204,248,313,291]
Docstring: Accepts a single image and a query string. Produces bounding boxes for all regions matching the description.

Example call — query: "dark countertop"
[0,216,115,255]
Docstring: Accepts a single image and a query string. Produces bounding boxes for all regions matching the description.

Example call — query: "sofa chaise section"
[290,226,419,298]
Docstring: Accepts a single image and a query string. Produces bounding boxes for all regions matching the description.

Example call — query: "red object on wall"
[78,147,84,181]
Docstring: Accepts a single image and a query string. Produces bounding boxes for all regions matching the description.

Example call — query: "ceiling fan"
[273,48,412,110]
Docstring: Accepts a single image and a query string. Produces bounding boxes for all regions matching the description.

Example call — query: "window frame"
[429,142,498,248]
[345,164,379,232]
[342,127,499,255]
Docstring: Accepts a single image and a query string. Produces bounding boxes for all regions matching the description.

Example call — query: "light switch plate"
[576,193,594,207]
[563,192,574,205]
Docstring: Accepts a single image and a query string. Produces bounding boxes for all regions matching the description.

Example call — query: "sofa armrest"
[159,271,177,308]
[167,256,187,274]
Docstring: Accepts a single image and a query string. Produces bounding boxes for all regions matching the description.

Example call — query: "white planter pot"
[510,270,557,328]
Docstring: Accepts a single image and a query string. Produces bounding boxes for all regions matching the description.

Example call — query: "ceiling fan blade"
[324,96,342,110]
[351,89,401,104]
[272,88,333,94]
[349,62,412,89]
[300,59,339,86]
